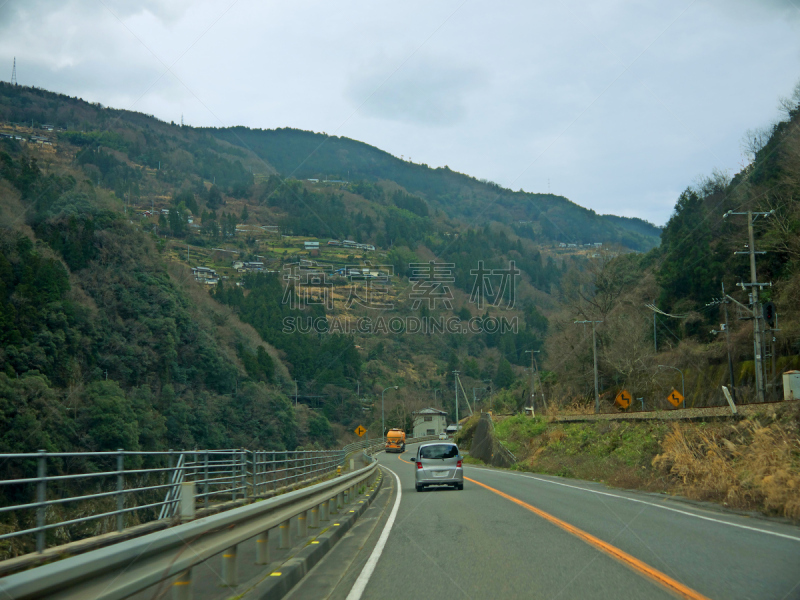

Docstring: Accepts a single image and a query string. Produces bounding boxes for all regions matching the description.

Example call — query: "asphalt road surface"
[287,442,800,600]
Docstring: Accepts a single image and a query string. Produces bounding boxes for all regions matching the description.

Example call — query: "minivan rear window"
[419,444,458,459]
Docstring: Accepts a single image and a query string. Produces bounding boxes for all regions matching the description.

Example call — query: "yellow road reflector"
[334,523,340,526]
[349,510,355,513]
[270,572,281,577]
[311,541,320,544]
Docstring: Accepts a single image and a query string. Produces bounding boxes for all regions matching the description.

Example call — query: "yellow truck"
[385,428,406,453]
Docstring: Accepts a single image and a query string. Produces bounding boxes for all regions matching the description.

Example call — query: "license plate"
[432,471,448,478]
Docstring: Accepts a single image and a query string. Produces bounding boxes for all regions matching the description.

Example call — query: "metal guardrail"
[0,455,381,600]
[0,448,345,555]
[0,437,439,559]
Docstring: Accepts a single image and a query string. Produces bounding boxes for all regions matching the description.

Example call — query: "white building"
[412,408,448,438]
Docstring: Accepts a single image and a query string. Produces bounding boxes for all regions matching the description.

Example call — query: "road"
[287,442,800,600]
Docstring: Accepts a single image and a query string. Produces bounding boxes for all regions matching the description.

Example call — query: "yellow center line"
[464,476,710,600]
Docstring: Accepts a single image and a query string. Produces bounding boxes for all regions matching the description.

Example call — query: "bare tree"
[741,126,774,162]
[777,79,800,118]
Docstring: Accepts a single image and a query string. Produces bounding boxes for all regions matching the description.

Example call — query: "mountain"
[208,126,662,251]
[0,81,667,459]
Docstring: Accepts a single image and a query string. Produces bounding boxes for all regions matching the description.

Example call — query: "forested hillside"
[210,126,661,251]
[544,81,800,409]
[7,79,792,458]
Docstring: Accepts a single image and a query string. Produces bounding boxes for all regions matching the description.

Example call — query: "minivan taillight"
[457,460,462,468]
[416,461,422,469]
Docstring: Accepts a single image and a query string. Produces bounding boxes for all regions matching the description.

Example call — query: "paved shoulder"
[285,466,397,600]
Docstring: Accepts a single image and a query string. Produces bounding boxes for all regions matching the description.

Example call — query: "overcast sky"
[1,0,799,225]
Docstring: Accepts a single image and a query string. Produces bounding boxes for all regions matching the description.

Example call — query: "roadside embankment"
[456,402,800,520]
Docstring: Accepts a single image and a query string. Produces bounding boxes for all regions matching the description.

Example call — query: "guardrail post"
[168,449,175,513]
[241,449,247,500]
[251,450,257,497]
[256,530,270,564]
[329,496,337,515]
[310,504,320,528]
[116,449,124,532]
[320,500,329,522]
[172,569,192,600]
[179,482,196,521]
[254,451,261,496]
[231,451,237,502]
[279,520,290,548]
[298,509,308,537]
[272,452,278,492]
[203,453,209,510]
[337,491,344,508]
[36,450,46,553]
[222,545,238,586]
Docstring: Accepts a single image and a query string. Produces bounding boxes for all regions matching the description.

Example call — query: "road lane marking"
[346,467,402,600]
[466,467,800,543]
[465,476,710,600]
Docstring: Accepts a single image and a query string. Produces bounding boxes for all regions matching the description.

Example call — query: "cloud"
[702,0,800,21]
[346,56,487,127]
[1,0,194,28]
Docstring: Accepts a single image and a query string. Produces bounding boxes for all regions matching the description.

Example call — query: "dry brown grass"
[652,405,800,519]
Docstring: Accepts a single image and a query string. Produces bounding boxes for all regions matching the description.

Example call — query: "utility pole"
[721,283,736,403]
[532,350,546,411]
[575,321,602,413]
[381,386,399,440]
[653,302,657,353]
[294,380,298,408]
[524,350,535,416]
[453,371,460,425]
[723,209,774,402]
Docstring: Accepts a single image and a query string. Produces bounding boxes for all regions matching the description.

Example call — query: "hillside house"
[191,266,218,286]
[412,408,448,438]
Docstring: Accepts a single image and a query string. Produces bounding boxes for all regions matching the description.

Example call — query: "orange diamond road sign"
[354,425,366,437]
[615,390,631,409]
[667,389,684,408]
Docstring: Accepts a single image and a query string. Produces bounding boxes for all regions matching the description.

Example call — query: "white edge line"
[465,466,800,543]
[346,466,402,600]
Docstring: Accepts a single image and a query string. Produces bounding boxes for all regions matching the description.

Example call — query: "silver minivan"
[412,442,464,491]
